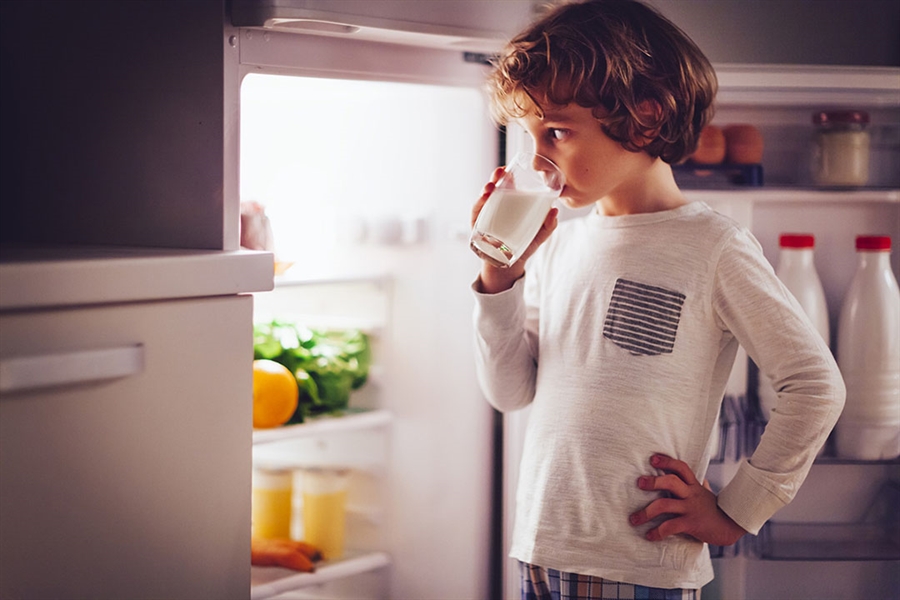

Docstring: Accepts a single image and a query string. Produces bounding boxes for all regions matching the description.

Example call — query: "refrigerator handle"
[0,344,145,394]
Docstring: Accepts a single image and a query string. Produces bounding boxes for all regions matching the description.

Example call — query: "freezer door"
[0,296,253,600]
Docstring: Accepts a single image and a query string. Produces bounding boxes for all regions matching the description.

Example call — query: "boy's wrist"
[478,264,525,294]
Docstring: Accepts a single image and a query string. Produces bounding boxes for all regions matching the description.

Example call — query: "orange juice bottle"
[301,468,350,560]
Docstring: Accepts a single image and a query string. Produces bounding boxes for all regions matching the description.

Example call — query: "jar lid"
[780,233,815,248]
[812,110,870,125]
[856,235,891,251]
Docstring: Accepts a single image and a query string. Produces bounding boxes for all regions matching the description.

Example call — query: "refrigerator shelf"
[754,522,900,562]
[752,481,900,562]
[685,187,900,204]
[250,551,392,600]
[673,163,764,188]
[812,456,900,466]
[744,411,900,466]
[253,409,393,446]
[711,394,746,464]
[714,64,900,109]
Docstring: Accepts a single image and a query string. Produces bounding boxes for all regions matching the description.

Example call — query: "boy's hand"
[471,166,559,295]
[629,454,747,547]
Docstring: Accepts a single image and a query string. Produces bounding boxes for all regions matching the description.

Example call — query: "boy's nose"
[532,154,564,189]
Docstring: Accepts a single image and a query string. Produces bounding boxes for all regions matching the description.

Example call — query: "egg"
[690,125,726,164]
[723,124,764,164]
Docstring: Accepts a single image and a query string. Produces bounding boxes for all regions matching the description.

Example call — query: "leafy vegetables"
[253,320,371,423]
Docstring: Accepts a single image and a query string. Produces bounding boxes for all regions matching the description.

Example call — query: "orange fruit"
[252,359,299,429]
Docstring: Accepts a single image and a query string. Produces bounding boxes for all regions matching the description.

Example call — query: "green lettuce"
[253,320,371,423]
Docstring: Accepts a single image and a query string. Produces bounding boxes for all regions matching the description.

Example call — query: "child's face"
[519,102,655,210]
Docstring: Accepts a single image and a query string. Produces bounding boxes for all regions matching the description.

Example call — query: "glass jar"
[811,110,871,187]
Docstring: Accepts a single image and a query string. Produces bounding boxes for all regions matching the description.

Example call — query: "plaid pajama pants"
[520,562,699,600]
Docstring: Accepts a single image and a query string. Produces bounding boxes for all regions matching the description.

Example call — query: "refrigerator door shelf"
[755,522,900,561]
[253,409,393,446]
[714,64,900,108]
[252,410,392,475]
[251,551,391,600]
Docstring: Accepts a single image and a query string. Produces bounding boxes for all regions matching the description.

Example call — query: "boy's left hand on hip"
[628,453,747,547]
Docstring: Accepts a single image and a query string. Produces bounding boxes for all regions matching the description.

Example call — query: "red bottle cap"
[812,110,870,126]
[856,235,891,251]
[780,234,815,248]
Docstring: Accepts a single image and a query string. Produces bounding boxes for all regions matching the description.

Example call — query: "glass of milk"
[470,151,565,268]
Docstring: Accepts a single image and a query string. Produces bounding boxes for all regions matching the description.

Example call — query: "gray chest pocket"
[602,278,685,356]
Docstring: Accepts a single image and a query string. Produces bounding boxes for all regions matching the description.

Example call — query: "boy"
[470,1,845,598]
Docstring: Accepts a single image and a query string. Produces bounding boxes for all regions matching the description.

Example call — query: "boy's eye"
[549,128,568,141]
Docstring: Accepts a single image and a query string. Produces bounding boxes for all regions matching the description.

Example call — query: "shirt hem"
[510,546,715,591]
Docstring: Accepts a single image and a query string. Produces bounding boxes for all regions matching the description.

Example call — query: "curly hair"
[487,0,717,164]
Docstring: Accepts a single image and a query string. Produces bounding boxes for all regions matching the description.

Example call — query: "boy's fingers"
[646,517,688,542]
[471,170,505,227]
[530,208,559,247]
[637,473,691,498]
[651,453,699,486]
[470,183,494,226]
[471,167,508,227]
[630,497,682,525]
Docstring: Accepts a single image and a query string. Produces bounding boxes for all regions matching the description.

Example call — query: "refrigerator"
[1,1,897,599]
[232,3,900,599]
[0,1,271,598]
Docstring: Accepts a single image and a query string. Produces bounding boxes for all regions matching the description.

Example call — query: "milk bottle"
[758,234,831,422]
[836,235,900,460]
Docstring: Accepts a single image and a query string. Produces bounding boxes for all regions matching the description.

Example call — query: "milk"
[470,189,556,268]
[836,235,900,460]
[758,234,830,424]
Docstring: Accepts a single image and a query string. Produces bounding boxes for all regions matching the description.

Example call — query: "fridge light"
[268,19,360,35]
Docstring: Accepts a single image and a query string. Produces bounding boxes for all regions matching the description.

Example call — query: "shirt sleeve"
[711,228,845,535]
[471,273,540,413]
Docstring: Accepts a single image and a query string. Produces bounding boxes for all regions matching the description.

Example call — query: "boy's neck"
[595,158,687,217]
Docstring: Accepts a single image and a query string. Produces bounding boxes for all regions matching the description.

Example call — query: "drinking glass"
[470,152,565,268]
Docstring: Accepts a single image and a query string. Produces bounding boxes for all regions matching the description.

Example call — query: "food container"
[252,468,294,539]
[723,124,764,165]
[299,467,350,560]
[811,110,871,186]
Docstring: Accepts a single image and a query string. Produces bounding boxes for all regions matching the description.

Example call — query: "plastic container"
[811,110,871,187]
[252,468,294,540]
[758,234,830,423]
[836,235,900,460]
[300,467,350,560]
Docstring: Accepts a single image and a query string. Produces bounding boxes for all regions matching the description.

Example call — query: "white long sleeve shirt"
[472,201,844,589]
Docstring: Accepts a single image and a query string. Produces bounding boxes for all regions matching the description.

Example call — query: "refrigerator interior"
[503,72,900,600]
[234,9,899,599]
[702,95,899,600]
[238,35,505,599]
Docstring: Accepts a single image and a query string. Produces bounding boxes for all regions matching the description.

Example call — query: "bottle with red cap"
[758,234,830,423]
[835,235,900,460]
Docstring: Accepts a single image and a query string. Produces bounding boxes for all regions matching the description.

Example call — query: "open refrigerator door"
[233,7,535,596]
